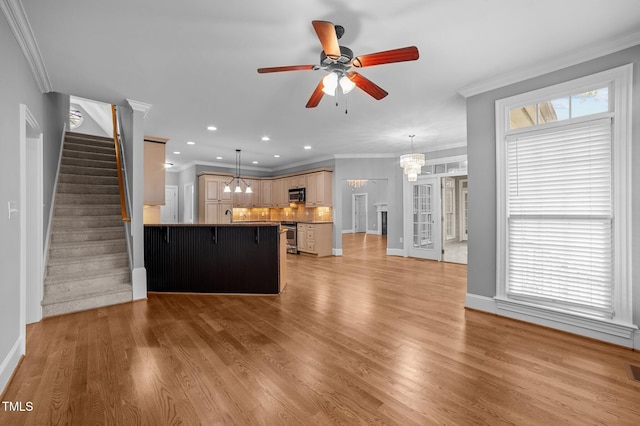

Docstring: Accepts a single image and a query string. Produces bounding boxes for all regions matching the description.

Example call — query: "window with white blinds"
[506,118,613,317]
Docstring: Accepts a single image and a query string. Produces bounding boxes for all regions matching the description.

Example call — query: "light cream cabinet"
[203,201,233,224]
[260,180,273,207]
[233,178,261,207]
[272,178,289,207]
[198,174,233,224]
[143,138,167,205]
[286,175,305,190]
[297,223,332,257]
[305,171,333,207]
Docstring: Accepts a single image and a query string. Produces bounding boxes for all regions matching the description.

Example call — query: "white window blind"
[506,118,613,317]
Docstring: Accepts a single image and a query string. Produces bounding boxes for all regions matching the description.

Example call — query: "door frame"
[459,178,468,241]
[20,104,43,330]
[403,175,441,260]
[351,193,368,233]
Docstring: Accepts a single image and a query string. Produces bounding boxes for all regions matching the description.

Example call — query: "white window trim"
[494,64,635,343]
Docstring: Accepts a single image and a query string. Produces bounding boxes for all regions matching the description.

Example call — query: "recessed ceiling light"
[274,154,280,158]
[186,141,195,145]
[261,136,270,141]
[216,156,222,160]
[207,126,217,131]
[304,146,312,150]
[252,161,259,164]
[173,151,181,155]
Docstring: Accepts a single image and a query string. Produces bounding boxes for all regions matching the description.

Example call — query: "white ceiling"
[18,0,640,171]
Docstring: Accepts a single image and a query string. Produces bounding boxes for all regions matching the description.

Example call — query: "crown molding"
[334,153,397,159]
[458,30,640,98]
[126,99,152,117]
[1,0,52,93]
[270,154,335,172]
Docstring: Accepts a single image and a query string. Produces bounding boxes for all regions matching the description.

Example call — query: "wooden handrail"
[111,105,131,222]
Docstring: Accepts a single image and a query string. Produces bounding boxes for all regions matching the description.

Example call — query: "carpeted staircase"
[42,132,132,317]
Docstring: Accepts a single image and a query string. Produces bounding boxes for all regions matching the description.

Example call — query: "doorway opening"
[20,104,43,328]
[442,176,468,264]
[341,179,388,255]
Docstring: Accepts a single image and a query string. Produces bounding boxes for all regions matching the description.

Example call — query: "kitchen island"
[144,223,286,294]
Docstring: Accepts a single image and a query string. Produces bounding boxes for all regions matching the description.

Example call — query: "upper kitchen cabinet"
[200,174,232,202]
[305,171,333,207]
[286,174,306,190]
[260,179,273,207]
[233,178,261,207]
[272,178,289,208]
[144,136,168,205]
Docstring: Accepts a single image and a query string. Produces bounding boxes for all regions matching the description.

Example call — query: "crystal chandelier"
[399,134,425,181]
[346,179,368,189]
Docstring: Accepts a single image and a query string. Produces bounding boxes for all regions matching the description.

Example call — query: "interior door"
[406,177,441,260]
[160,186,178,223]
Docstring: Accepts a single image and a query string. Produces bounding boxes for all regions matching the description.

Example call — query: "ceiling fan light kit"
[257,20,419,108]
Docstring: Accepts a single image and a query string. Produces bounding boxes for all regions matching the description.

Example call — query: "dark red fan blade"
[306,79,325,108]
[348,72,388,100]
[312,20,341,60]
[257,65,315,73]
[352,46,419,68]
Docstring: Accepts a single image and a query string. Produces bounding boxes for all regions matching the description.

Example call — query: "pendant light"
[399,134,425,182]
[223,149,253,194]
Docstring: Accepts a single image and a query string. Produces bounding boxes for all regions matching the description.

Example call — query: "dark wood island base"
[144,223,285,294]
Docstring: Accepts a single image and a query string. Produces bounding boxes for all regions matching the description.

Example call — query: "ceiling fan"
[257,20,419,108]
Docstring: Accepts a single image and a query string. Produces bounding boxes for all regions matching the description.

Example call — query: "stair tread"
[45,267,130,284]
[51,226,124,234]
[43,283,132,305]
[47,251,128,266]
[49,239,126,248]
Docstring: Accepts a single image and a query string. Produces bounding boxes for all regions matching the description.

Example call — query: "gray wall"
[42,92,69,242]
[333,157,404,251]
[340,179,388,232]
[466,44,640,324]
[178,165,196,223]
[0,13,45,390]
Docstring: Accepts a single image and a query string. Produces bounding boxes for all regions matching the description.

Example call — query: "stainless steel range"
[281,222,298,254]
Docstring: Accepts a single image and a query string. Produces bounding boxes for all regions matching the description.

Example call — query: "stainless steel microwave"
[288,188,305,203]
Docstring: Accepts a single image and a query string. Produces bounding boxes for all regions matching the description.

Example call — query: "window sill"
[493,297,637,347]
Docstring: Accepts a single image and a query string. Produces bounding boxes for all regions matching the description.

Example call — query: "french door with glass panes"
[404,177,441,260]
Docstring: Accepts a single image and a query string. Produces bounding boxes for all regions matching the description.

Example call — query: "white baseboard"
[466,292,638,348]
[465,293,497,314]
[341,229,354,234]
[333,248,343,256]
[0,336,24,396]
[367,229,381,235]
[132,267,147,300]
[386,248,404,256]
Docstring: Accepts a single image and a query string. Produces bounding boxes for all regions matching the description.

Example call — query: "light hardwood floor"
[2,233,640,425]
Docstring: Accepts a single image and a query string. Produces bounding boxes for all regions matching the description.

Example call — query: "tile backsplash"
[233,205,333,223]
